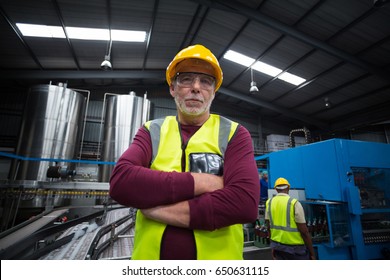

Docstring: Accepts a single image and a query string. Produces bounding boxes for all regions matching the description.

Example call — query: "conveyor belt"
[0,208,105,259]
[0,208,69,250]
[39,208,134,260]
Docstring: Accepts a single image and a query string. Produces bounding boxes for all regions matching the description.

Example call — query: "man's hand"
[191,173,224,196]
[140,173,224,228]
[141,201,190,228]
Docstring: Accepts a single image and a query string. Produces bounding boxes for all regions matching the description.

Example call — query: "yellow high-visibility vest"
[266,195,304,245]
[131,114,243,260]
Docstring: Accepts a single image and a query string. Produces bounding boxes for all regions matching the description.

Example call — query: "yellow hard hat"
[274,177,290,189]
[166,44,223,92]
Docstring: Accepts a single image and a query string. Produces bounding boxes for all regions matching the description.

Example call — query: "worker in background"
[265,177,316,260]
[109,44,260,260]
[260,170,269,204]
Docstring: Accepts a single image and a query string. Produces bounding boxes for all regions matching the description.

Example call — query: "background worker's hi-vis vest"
[131,114,243,260]
[266,195,304,245]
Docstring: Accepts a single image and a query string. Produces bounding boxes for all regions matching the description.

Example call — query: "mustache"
[184,97,204,102]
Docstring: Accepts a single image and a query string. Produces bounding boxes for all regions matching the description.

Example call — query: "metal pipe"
[69,88,91,165]
[142,91,149,124]
[97,92,120,160]
[289,127,311,148]
[11,187,23,228]
[50,83,67,164]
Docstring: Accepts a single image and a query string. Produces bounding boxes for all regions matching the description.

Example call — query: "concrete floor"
[243,242,272,260]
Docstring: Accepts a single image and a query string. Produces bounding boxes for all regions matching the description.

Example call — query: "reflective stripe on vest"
[147,115,236,164]
[132,114,242,259]
[266,195,304,245]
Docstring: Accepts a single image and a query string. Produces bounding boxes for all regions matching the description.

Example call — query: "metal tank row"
[0,83,150,231]
[99,91,150,182]
[8,83,150,183]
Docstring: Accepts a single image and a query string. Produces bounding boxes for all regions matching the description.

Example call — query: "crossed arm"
[141,173,224,227]
[109,126,259,231]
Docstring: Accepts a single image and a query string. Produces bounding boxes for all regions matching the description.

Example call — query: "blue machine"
[255,138,390,260]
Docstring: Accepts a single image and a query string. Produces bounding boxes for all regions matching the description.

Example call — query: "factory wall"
[0,84,389,181]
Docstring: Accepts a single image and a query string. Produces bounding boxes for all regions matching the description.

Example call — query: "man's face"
[170,72,215,117]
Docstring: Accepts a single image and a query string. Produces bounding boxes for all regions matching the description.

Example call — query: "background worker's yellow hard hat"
[166,45,223,92]
[274,177,290,189]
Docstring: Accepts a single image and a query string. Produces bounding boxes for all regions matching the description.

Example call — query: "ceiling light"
[252,61,282,77]
[101,34,113,70]
[111,30,146,42]
[249,68,259,93]
[66,27,109,41]
[278,72,306,86]
[16,23,65,38]
[324,97,332,108]
[101,55,112,70]
[224,49,306,86]
[223,50,254,67]
[16,23,146,42]
[249,81,259,93]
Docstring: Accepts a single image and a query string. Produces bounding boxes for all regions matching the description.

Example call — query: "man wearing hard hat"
[265,177,316,260]
[110,45,260,259]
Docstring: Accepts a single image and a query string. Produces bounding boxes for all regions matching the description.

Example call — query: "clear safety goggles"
[175,72,216,90]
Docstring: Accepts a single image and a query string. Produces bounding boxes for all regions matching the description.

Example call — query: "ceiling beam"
[179,4,203,50]
[0,5,43,69]
[52,0,81,70]
[143,0,159,69]
[218,87,330,130]
[0,70,165,80]
[330,101,390,131]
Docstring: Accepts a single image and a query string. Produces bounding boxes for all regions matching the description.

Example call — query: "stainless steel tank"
[99,92,150,182]
[9,84,86,181]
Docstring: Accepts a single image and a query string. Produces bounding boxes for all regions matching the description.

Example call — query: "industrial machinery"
[99,91,150,182]
[0,84,150,259]
[255,138,390,260]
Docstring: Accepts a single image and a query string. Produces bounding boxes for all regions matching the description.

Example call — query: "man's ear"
[169,83,175,97]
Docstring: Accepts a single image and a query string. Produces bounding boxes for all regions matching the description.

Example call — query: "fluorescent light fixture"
[111,30,146,42]
[16,23,65,38]
[16,23,146,42]
[252,61,282,77]
[223,49,306,86]
[278,72,306,86]
[223,50,254,67]
[66,27,109,41]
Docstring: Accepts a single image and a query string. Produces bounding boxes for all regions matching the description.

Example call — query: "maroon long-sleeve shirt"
[109,120,260,259]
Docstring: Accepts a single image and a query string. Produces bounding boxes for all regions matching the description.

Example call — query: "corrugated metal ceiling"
[0,0,389,135]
